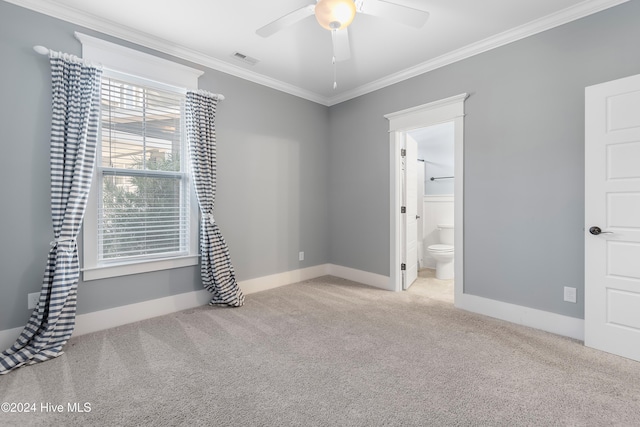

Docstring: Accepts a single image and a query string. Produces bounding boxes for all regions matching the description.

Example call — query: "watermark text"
[1,402,91,414]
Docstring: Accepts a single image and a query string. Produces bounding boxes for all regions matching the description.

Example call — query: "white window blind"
[97,76,190,262]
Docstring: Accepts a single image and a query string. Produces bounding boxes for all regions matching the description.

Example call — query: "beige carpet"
[1,275,639,426]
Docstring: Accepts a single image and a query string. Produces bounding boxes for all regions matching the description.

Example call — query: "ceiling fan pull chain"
[332,29,338,90]
[333,55,337,90]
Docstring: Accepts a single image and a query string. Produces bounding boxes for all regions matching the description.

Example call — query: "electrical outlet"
[564,286,577,303]
[299,251,304,261]
[28,292,40,309]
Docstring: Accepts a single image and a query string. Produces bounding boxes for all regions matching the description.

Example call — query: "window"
[79,33,203,281]
[99,76,189,261]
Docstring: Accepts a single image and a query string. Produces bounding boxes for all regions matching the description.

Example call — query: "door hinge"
[401,263,406,271]
[401,148,406,157]
[401,206,406,214]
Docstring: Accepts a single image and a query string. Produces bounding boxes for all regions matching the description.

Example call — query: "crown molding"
[4,0,330,105]
[327,0,630,105]
[4,0,629,107]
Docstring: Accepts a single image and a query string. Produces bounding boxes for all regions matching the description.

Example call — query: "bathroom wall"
[413,121,455,196]
[420,196,454,269]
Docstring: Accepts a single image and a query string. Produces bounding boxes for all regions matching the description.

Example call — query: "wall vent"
[231,51,259,66]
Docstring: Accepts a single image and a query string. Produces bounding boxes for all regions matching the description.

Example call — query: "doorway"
[412,121,455,271]
[384,94,468,301]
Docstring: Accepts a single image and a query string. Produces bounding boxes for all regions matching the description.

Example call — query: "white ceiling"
[10,0,628,105]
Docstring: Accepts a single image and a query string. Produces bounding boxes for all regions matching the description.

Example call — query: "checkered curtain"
[0,52,102,374]
[185,91,244,307]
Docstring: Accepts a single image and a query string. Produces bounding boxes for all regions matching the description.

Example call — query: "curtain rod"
[33,45,225,101]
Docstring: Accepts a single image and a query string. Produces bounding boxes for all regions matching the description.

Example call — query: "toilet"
[427,224,454,280]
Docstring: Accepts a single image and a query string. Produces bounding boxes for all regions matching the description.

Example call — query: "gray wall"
[2,0,640,332]
[328,1,640,319]
[0,1,330,330]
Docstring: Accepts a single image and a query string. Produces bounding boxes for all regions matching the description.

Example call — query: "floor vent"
[231,51,259,66]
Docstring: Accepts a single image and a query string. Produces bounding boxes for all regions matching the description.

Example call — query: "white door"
[403,135,418,289]
[417,159,425,269]
[585,73,640,362]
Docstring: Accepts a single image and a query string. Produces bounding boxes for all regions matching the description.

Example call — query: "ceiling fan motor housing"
[315,0,357,31]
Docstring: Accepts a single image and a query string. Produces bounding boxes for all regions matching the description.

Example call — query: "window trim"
[79,33,203,282]
[75,32,204,89]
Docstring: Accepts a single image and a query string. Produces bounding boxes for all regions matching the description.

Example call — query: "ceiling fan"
[256,0,430,64]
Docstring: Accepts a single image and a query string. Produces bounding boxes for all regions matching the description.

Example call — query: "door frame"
[385,93,468,296]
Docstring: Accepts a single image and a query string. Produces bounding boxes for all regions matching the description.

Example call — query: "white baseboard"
[326,264,391,290]
[240,264,330,295]
[74,289,212,337]
[0,290,213,351]
[456,293,585,341]
[0,326,24,353]
[1,265,584,351]
[0,264,333,349]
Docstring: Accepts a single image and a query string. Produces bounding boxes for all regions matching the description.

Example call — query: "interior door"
[585,73,640,362]
[403,135,418,289]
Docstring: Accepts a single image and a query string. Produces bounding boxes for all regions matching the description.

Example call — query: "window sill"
[82,255,199,281]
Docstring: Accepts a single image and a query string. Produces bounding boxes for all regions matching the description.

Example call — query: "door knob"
[416,215,421,219]
[589,226,612,235]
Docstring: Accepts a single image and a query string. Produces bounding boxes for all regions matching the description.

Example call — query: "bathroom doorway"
[413,122,455,266]
[406,122,456,299]
[384,94,468,303]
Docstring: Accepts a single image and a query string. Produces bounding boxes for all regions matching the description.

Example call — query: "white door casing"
[385,93,468,294]
[403,135,419,289]
[585,73,640,362]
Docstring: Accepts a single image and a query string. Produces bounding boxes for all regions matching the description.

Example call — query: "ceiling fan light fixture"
[314,0,356,31]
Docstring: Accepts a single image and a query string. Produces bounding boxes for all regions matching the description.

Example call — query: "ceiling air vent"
[231,51,259,66]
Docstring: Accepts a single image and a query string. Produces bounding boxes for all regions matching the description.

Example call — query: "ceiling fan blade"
[332,28,351,62]
[256,4,316,37]
[358,0,429,29]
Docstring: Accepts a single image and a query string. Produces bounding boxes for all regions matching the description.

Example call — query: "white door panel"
[607,142,640,179]
[607,290,640,330]
[608,241,640,279]
[585,73,640,362]
[607,89,640,132]
[607,193,640,227]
